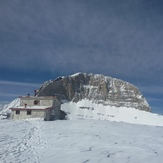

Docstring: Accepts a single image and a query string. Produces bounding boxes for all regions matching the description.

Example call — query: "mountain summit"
[2,73,163,126]
[36,73,150,112]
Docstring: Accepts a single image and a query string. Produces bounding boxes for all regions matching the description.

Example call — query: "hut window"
[34,100,39,105]
[27,110,32,115]
[16,110,20,114]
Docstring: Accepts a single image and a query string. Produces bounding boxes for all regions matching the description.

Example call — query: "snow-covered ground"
[1,98,163,162]
[0,119,163,163]
[1,98,163,126]
[61,100,163,126]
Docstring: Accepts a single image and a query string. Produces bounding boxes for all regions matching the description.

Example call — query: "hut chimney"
[34,90,37,96]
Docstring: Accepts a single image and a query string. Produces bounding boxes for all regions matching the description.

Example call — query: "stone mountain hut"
[10,96,62,121]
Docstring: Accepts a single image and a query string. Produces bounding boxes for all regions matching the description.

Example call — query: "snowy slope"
[1,98,163,126]
[61,100,163,126]
[0,119,163,163]
[0,98,20,119]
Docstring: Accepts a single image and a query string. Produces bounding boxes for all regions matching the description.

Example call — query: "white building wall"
[12,110,45,120]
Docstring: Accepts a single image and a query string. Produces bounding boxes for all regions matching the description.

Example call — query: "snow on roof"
[10,105,52,110]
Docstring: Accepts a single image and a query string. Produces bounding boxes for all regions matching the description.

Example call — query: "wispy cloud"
[0,80,41,87]
[0,0,163,111]
[0,93,21,98]
[0,80,40,104]
[146,97,163,102]
[140,86,163,95]
[0,0,163,84]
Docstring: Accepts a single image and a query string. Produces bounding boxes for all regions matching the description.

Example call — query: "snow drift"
[61,99,163,126]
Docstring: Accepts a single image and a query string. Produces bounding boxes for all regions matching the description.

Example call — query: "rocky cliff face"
[36,73,151,112]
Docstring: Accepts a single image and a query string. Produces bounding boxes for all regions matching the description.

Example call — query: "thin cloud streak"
[140,86,163,95]
[0,80,41,87]
[0,93,21,98]
[147,97,163,102]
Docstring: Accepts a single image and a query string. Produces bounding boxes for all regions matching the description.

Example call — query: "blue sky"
[0,0,163,114]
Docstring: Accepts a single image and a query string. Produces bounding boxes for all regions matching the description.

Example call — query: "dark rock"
[36,73,151,112]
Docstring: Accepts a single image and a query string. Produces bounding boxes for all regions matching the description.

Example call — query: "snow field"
[61,99,163,126]
[0,119,163,163]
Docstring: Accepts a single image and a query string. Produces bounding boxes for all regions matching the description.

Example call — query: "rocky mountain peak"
[36,73,151,112]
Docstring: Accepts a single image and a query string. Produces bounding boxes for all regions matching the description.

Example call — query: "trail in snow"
[0,119,163,163]
[0,119,48,163]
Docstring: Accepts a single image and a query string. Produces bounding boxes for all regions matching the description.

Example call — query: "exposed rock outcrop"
[36,73,151,112]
